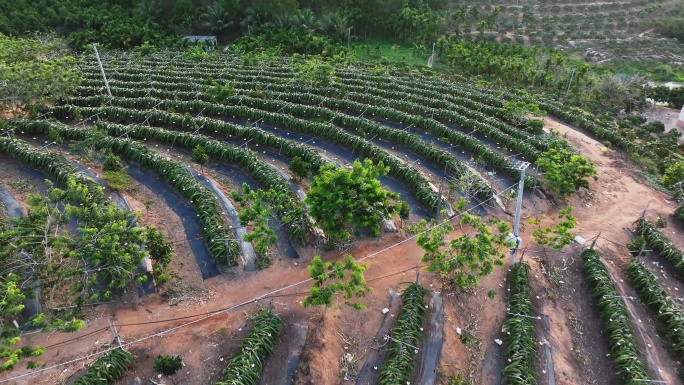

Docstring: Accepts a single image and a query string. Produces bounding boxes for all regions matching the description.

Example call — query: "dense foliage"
[305,159,399,244]
[378,282,428,385]
[73,348,135,385]
[0,33,80,114]
[502,263,537,385]
[635,217,684,277]
[626,259,684,361]
[537,143,598,199]
[215,310,283,385]
[153,355,183,376]
[581,248,650,384]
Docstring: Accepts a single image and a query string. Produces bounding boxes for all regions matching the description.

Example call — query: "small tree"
[295,58,335,87]
[527,205,577,250]
[303,254,370,309]
[153,355,183,376]
[288,155,312,181]
[412,213,512,291]
[305,159,399,244]
[537,144,597,199]
[102,153,124,172]
[145,227,174,267]
[398,200,410,227]
[192,145,209,172]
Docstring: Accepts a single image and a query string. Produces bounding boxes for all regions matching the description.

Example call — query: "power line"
[1,182,518,383]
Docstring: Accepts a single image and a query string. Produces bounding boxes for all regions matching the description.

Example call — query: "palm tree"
[319,11,348,39]
[241,7,267,31]
[293,9,319,34]
[202,2,234,37]
[271,13,294,30]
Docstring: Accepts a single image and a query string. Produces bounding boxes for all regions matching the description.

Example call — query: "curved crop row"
[378,282,428,385]
[635,217,684,277]
[13,119,236,263]
[626,259,684,358]
[80,62,546,151]
[68,93,496,198]
[582,248,650,384]
[502,262,537,385]
[48,104,444,210]
[215,310,283,385]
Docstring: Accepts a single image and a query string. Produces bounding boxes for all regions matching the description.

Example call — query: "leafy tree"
[202,1,239,39]
[295,58,335,87]
[206,80,236,104]
[302,254,370,309]
[663,160,684,188]
[305,159,399,244]
[537,144,598,199]
[102,153,124,172]
[145,227,174,267]
[154,355,183,376]
[411,213,512,291]
[0,34,80,114]
[192,144,209,172]
[527,206,577,250]
[288,155,312,181]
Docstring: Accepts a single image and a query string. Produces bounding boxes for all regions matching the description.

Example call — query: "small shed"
[183,35,218,45]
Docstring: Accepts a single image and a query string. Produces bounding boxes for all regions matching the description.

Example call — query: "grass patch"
[103,170,132,191]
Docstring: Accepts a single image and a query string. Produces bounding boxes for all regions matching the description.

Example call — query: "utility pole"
[564,69,576,101]
[347,27,353,50]
[509,161,530,266]
[92,44,112,97]
[108,319,122,348]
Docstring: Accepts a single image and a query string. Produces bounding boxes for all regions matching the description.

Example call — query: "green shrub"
[153,355,183,376]
[642,121,665,133]
[102,153,124,172]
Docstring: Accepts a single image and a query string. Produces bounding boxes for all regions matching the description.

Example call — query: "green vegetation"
[145,227,174,285]
[626,259,684,362]
[153,355,183,376]
[502,263,536,385]
[102,152,124,172]
[232,184,279,269]
[302,254,370,309]
[378,282,428,385]
[192,144,209,171]
[582,248,650,384]
[528,206,577,250]
[537,144,598,199]
[305,159,399,245]
[103,170,132,191]
[73,348,135,385]
[635,218,684,277]
[412,207,512,291]
[663,160,684,188]
[288,155,312,181]
[0,33,80,114]
[214,311,283,385]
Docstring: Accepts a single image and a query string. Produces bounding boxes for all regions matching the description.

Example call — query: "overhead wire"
[1,181,520,383]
